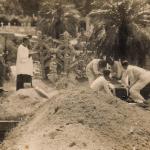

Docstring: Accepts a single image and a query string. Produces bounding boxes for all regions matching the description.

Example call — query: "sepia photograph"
[0,0,150,149]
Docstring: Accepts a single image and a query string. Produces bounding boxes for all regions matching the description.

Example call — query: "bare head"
[22,37,29,47]
[103,69,111,78]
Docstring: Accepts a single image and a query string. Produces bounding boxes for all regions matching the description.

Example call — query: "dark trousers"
[16,74,32,91]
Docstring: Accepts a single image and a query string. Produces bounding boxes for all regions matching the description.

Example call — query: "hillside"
[0,83,150,150]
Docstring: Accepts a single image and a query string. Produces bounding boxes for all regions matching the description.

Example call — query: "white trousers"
[130,72,150,103]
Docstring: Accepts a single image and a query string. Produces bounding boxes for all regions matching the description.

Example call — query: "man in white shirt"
[122,60,150,103]
[16,37,33,90]
[90,69,114,96]
[86,59,107,85]
[106,57,124,80]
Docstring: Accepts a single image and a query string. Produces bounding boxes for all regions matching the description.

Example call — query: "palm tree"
[0,0,22,15]
[88,0,150,66]
[38,0,81,38]
[18,0,40,15]
[73,0,93,15]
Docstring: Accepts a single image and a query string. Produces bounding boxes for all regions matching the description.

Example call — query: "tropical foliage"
[0,0,40,16]
[38,0,81,38]
[18,0,40,15]
[0,0,22,15]
[88,0,150,66]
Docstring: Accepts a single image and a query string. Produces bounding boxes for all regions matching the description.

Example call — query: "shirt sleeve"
[121,70,129,87]
[127,69,135,87]
[103,80,113,96]
[92,61,100,75]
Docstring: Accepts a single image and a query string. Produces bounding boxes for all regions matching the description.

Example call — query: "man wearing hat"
[122,60,150,103]
[16,37,33,90]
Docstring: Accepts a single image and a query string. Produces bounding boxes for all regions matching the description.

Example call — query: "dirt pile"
[1,86,150,150]
[0,88,48,119]
[0,80,58,120]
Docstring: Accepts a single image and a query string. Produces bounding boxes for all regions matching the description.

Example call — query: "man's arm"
[93,60,101,75]
[128,70,136,88]
[103,80,113,96]
[121,70,129,87]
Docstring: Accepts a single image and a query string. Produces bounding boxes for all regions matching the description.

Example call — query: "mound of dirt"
[0,80,58,120]
[1,86,150,150]
[0,88,48,120]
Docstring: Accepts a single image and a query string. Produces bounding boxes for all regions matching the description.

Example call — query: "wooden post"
[4,36,7,63]
[39,45,46,79]
[63,36,70,77]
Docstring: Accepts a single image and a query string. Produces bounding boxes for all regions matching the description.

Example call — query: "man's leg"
[22,75,32,88]
[86,70,96,85]
[89,74,96,85]
[130,79,148,103]
[16,74,24,91]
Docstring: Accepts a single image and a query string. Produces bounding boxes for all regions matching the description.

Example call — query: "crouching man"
[122,60,150,103]
[90,69,114,96]
[86,59,107,85]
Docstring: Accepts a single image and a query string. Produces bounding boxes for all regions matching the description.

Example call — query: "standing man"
[16,37,33,90]
[122,60,150,103]
[86,59,107,85]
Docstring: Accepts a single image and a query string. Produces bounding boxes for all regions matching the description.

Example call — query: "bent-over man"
[86,59,107,85]
[122,61,150,103]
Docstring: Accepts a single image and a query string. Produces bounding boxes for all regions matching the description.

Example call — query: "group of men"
[5,34,150,105]
[86,57,150,104]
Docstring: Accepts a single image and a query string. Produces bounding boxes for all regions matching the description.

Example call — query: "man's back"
[16,44,28,63]
[86,59,100,74]
[122,65,148,86]
[128,65,147,81]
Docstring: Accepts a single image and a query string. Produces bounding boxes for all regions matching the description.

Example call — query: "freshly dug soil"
[1,85,150,150]
[0,80,57,120]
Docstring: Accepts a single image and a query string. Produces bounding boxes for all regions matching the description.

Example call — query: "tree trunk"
[117,22,128,60]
